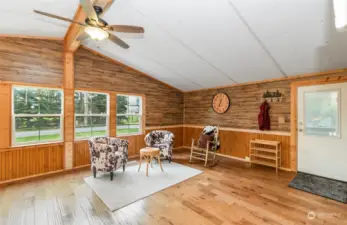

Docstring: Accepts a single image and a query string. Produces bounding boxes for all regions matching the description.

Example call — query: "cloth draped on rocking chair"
[201,125,220,151]
[190,125,220,167]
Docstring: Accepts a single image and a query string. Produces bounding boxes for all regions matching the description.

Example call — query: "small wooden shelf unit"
[249,139,281,173]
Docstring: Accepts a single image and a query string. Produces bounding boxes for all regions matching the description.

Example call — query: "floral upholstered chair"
[144,130,175,162]
[88,137,129,181]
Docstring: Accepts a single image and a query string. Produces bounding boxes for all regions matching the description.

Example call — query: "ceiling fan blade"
[80,0,99,22]
[107,25,144,33]
[99,0,115,18]
[108,33,129,49]
[33,10,86,26]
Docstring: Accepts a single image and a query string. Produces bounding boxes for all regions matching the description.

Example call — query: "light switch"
[278,116,285,124]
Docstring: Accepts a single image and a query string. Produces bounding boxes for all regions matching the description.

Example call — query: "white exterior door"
[297,82,347,182]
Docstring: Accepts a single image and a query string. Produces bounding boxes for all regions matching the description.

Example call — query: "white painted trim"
[144,124,290,136]
[183,125,290,136]
[145,124,183,130]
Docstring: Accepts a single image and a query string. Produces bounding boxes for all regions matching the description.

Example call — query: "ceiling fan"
[34,0,144,49]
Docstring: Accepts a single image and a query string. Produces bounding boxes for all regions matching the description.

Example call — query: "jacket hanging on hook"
[258,101,270,130]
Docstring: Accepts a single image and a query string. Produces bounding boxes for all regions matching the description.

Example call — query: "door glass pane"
[304,90,340,137]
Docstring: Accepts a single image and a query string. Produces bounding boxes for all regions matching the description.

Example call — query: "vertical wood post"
[109,94,116,137]
[290,84,297,172]
[64,52,74,169]
[0,84,11,148]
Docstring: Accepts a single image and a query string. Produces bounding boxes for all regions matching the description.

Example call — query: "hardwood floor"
[0,150,346,225]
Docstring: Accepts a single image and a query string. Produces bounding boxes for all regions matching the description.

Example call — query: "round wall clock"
[212,93,230,114]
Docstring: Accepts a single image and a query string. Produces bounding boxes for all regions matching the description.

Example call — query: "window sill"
[116,132,144,138]
[75,137,92,141]
[12,141,64,148]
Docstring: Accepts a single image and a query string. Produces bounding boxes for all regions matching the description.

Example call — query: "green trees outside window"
[74,91,109,139]
[116,95,142,135]
[13,88,143,144]
[13,87,63,145]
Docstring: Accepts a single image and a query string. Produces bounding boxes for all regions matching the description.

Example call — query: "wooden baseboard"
[0,165,90,188]
[181,146,292,172]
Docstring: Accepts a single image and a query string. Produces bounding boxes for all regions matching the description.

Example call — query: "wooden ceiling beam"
[64,0,113,53]
[64,5,86,53]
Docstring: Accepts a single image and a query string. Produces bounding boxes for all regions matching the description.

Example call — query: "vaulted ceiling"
[2,0,347,91]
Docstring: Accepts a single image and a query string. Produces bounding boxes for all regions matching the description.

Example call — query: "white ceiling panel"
[102,2,236,88]
[1,0,79,37]
[231,0,347,75]
[130,0,283,83]
[2,0,347,91]
[84,40,202,91]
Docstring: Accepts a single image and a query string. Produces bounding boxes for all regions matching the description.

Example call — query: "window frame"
[116,94,144,137]
[11,85,64,147]
[74,90,110,141]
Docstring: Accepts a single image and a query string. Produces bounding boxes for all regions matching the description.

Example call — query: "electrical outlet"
[278,116,285,124]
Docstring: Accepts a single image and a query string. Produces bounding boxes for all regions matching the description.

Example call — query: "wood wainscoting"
[183,126,291,170]
[72,125,184,168]
[0,143,64,182]
[73,141,90,167]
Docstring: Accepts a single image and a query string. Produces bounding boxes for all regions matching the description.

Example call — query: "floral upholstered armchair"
[144,130,175,162]
[88,137,129,181]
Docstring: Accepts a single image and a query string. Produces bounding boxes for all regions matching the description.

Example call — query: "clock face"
[212,93,230,114]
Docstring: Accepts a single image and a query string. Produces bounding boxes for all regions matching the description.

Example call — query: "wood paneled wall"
[0,143,64,182]
[183,126,291,169]
[0,37,183,183]
[184,73,347,131]
[74,141,90,167]
[0,38,64,86]
[0,37,65,183]
[74,48,184,126]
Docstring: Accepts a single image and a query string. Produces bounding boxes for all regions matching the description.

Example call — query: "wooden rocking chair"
[189,125,220,167]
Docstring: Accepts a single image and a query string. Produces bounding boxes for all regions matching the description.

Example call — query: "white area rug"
[84,161,203,211]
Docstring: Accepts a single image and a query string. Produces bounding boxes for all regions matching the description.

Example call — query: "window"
[116,94,143,136]
[75,91,109,140]
[334,0,347,31]
[12,86,63,145]
[304,90,340,137]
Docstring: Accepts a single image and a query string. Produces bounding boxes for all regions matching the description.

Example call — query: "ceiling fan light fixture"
[84,27,109,41]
